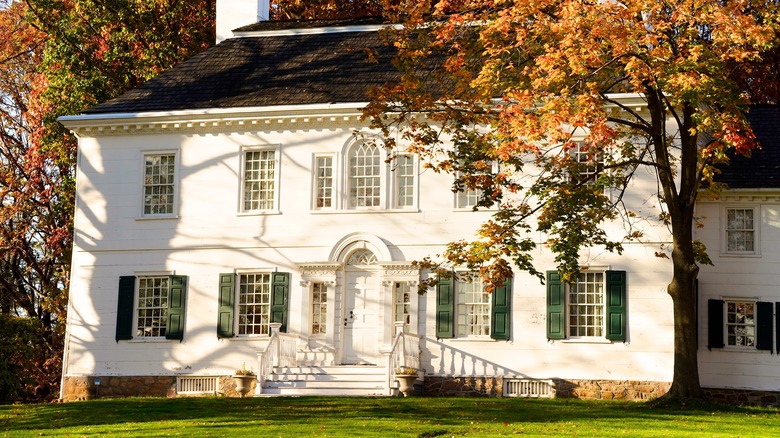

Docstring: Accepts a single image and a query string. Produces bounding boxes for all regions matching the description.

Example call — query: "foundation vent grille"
[176,376,219,395]
[503,379,555,398]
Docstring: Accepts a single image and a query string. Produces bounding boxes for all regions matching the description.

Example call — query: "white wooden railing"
[256,323,300,395]
[386,322,422,395]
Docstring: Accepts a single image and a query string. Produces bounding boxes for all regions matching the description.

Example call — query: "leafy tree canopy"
[365,0,780,399]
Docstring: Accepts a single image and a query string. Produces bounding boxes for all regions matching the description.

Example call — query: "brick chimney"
[216,0,269,44]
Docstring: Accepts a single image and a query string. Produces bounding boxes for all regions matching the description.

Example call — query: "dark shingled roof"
[717,106,780,188]
[84,29,397,114]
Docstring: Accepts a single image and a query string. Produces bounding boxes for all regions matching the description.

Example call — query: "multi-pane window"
[726,208,755,253]
[394,155,415,208]
[726,301,755,347]
[394,282,412,333]
[456,274,491,337]
[568,272,605,337]
[238,273,272,335]
[314,156,334,209]
[348,141,381,208]
[136,276,169,338]
[143,154,176,215]
[311,282,327,335]
[570,142,603,186]
[454,162,497,209]
[243,150,276,211]
[456,187,480,209]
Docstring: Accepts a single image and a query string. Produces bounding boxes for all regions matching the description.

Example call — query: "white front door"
[343,267,380,364]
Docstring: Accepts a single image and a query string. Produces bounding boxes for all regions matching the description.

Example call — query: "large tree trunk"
[645,90,706,400]
[664,198,705,399]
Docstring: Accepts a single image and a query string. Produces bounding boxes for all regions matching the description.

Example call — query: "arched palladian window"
[348,140,382,209]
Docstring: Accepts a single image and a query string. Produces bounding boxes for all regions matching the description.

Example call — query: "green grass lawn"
[1,396,778,437]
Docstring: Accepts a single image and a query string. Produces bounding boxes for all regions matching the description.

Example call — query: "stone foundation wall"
[61,376,177,401]
[704,387,780,407]
[61,375,256,401]
[424,376,504,397]
[554,379,670,401]
[423,376,670,401]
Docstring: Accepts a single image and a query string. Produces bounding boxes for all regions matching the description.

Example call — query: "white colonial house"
[56,0,780,403]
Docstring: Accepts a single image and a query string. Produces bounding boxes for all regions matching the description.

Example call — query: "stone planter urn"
[232,375,255,398]
[396,375,417,397]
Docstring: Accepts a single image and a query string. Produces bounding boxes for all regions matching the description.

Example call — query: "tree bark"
[646,90,706,400]
[665,212,705,399]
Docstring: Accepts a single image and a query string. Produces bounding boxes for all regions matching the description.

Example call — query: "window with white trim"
[726,300,755,347]
[237,273,272,335]
[348,140,382,209]
[394,282,412,333]
[455,186,481,209]
[568,272,605,338]
[725,207,756,254]
[456,273,491,338]
[311,282,327,335]
[143,153,177,216]
[115,274,188,342]
[453,162,497,210]
[241,148,278,212]
[313,155,335,209]
[546,270,626,341]
[393,155,416,209]
[136,276,170,338]
[569,142,603,187]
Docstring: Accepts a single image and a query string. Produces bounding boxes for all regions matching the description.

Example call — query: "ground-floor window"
[136,276,170,338]
[394,282,412,333]
[238,273,272,335]
[568,272,605,338]
[726,300,756,347]
[311,282,327,335]
[456,274,491,338]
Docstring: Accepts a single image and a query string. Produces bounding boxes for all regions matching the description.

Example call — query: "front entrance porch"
[254,323,422,396]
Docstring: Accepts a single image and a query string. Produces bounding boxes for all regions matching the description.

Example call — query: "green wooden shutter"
[436,274,455,339]
[217,273,235,338]
[756,301,772,351]
[707,299,724,350]
[605,270,627,341]
[116,276,135,342]
[776,303,780,354]
[165,276,187,341]
[271,272,290,333]
[546,271,565,340]
[491,277,512,340]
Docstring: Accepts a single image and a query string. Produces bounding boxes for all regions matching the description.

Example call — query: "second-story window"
[242,149,277,212]
[143,152,177,216]
[348,140,381,209]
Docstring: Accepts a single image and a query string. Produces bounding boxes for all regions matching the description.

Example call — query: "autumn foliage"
[0,0,215,402]
[365,0,780,399]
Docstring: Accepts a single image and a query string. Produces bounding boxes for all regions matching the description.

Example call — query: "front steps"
[260,365,391,396]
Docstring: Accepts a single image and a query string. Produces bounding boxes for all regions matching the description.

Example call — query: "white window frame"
[393,281,413,333]
[568,141,604,187]
[454,272,492,339]
[312,153,337,210]
[310,281,328,337]
[566,271,606,339]
[140,150,179,219]
[391,154,418,210]
[453,162,498,211]
[724,298,757,349]
[234,271,273,337]
[131,271,175,340]
[722,205,760,256]
[345,139,386,210]
[239,145,281,215]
